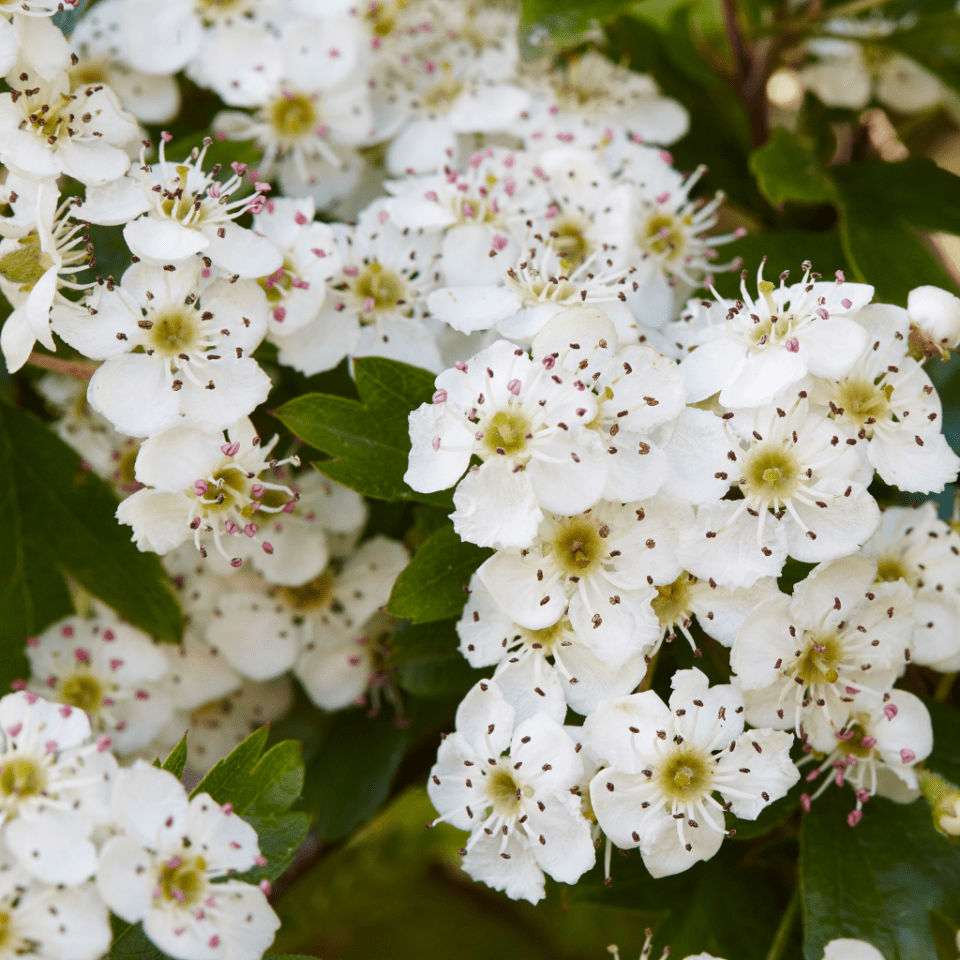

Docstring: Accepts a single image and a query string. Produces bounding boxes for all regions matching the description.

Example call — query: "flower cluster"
[0,688,278,960]
[413,263,959,898]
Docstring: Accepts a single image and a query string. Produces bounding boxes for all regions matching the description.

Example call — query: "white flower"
[292,536,410,711]
[69,0,181,123]
[25,615,172,754]
[273,198,444,375]
[801,689,932,824]
[585,668,798,878]
[807,303,959,493]
[730,555,913,733]
[153,677,293,776]
[251,196,342,336]
[459,574,644,721]
[0,11,72,82]
[427,679,595,904]
[382,147,552,288]
[908,284,960,352]
[0,691,118,885]
[97,761,280,960]
[861,503,960,671]
[207,16,374,188]
[517,51,688,150]
[677,397,880,582]
[426,227,636,344]
[0,848,110,960]
[476,498,680,667]
[0,66,138,185]
[118,419,305,572]
[821,940,885,960]
[0,183,93,372]
[681,263,873,408]
[79,138,282,279]
[53,259,271,438]
[406,339,609,548]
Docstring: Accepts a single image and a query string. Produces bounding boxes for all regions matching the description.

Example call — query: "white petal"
[88,354,180,437]
[451,462,543,549]
[199,222,283,279]
[426,286,520,334]
[124,217,209,265]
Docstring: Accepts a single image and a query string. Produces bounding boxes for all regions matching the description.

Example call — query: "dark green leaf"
[233,811,312,884]
[389,620,488,698]
[190,728,304,816]
[109,918,171,960]
[274,358,451,507]
[0,402,183,663]
[838,215,956,305]
[801,790,960,960]
[575,843,786,960]
[749,128,836,206]
[874,14,960,96]
[387,525,492,624]
[303,709,408,842]
[728,777,803,841]
[155,735,187,778]
[923,696,960,784]
[832,159,960,236]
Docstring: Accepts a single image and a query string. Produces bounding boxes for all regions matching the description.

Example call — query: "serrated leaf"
[801,790,960,960]
[749,128,836,207]
[233,811,312,884]
[274,358,451,507]
[153,735,187,777]
[303,709,408,842]
[0,402,183,669]
[190,728,304,816]
[387,525,492,624]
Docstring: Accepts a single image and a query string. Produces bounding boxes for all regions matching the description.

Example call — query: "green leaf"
[154,735,187,778]
[387,525,492,624]
[390,620,489,698]
[749,128,836,207]
[923,696,960,785]
[190,729,304,816]
[574,843,787,960]
[873,14,960,96]
[235,810,312,884]
[832,159,960,236]
[800,790,960,960]
[303,709,409,842]
[0,402,183,668]
[520,0,639,44]
[274,357,451,507]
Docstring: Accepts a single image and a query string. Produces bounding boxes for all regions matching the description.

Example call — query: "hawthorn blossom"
[0,9,72,81]
[273,199,444,375]
[730,555,914,733]
[427,679,595,903]
[585,669,798,878]
[680,262,872,408]
[53,259,271,438]
[79,138,282,278]
[0,691,118,886]
[677,398,880,584]
[800,689,932,824]
[808,303,959,493]
[117,419,305,573]
[0,181,93,372]
[459,574,645,721]
[0,849,110,960]
[907,284,960,354]
[517,50,688,151]
[405,339,608,548]
[861,504,960,672]
[25,615,171,754]
[0,66,138,185]
[97,761,280,960]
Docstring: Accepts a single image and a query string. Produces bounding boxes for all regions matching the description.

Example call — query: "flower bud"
[908,285,960,355]
[919,769,960,835]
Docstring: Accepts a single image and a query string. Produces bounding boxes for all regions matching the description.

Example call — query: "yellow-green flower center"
[159,855,208,906]
[147,308,203,357]
[547,518,603,578]
[0,234,54,291]
[658,749,713,803]
[271,93,317,139]
[0,756,46,800]
[652,574,696,627]
[742,443,801,501]
[833,378,892,429]
[61,672,105,713]
[793,633,843,686]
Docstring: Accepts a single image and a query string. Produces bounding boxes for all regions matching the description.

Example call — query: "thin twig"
[27,351,98,379]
